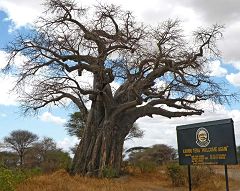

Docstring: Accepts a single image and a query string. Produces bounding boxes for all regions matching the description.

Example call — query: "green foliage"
[166,163,185,186]
[0,166,44,191]
[65,112,86,139]
[0,167,27,191]
[3,130,39,166]
[102,166,118,178]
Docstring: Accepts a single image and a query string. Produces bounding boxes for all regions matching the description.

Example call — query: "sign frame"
[176,118,238,166]
[176,118,238,191]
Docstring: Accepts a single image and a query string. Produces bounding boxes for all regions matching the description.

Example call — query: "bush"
[0,167,27,191]
[191,166,213,187]
[102,166,118,178]
[0,167,43,191]
[167,164,215,188]
[166,163,185,186]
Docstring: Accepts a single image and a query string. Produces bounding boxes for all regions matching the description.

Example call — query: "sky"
[0,0,240,153]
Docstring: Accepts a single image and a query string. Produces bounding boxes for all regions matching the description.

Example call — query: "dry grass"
[15,167,239,191]
[16,169,167,191]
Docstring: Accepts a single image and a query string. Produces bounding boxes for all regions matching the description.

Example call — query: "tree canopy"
[4,130,38,166]
[5,0,231,118]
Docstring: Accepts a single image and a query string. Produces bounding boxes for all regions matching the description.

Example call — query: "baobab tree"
[5,0,233,176]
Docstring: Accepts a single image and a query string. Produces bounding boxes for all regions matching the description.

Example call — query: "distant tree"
[65,112,86,139]
[129,144,176,165]
[34,137,57,160]
[25,137,57,168]
[65,112,144,140]
[24,137,71,172]
[125,123,144,140]
[40,149,72,173]
[4,130,38,166]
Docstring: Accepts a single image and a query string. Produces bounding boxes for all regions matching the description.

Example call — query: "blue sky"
[0,0,240,151]
[0,11,78,149]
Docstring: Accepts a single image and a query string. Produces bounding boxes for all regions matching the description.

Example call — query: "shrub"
[167,164,215,188]
[166,163,185,186]
[102,166,118,178]
[0,167,27,191]
[191,166,213,187]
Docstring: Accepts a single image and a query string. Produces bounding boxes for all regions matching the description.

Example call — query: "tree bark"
[70,78,130,177]
[70,104,127,177]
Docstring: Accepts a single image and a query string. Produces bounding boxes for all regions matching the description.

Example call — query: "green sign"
[176,119,238,165]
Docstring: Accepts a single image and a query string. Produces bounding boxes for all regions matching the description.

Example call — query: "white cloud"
[0,0,43,29]
[207,60,228,77]
[57,137,79,153]
[0,75,18,105]
[39,111,67,125]
[218,22,240,62]
[0,50,28,106]
[229,60,240,71]
[226,72,240,87]
[0,51,8,69]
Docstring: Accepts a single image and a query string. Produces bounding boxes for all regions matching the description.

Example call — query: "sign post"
[188,165,192,191]
[176,118,238,191]
[225,165,229,191]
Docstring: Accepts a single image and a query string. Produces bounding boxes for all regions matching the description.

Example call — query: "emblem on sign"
[196,127,210,147]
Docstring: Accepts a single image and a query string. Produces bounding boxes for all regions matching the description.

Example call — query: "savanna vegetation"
[0,130,71,191]
[1,130,239,191]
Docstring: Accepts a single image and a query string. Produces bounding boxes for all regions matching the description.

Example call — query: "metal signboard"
[176,118,238,165]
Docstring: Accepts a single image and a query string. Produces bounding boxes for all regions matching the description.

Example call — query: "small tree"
[65,112,86,139]
[40,149,72,173]
[4,130,38,166]
[25,137,57,168]
[125,123,144,140]
[34,137,57,160]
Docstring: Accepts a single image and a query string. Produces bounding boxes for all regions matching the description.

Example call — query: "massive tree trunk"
[70,74,133,177]
[71,101,130,177]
